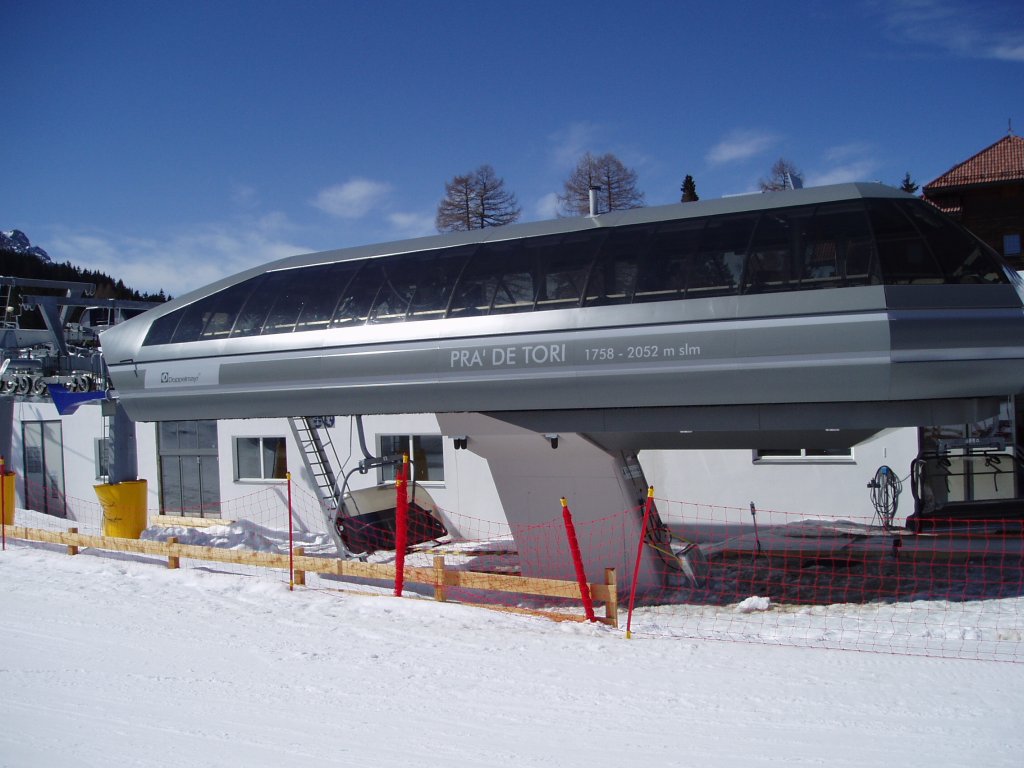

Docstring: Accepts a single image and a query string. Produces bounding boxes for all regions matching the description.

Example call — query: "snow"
[734,595,772,613]
[3,532,1024,767]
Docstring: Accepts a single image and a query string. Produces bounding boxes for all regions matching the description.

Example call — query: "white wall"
[10,399,104,513]
[639,427,920,539]
[7,402,920,543]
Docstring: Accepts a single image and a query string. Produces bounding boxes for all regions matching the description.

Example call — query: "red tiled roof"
[924,134,1024,192]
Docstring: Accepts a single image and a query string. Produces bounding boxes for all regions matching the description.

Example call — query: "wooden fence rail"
[2,523,618,627]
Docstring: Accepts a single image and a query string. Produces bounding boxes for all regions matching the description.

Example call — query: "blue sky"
[3,0,1022,296]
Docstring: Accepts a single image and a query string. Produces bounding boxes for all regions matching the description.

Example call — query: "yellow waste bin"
[95,479,149,539]
[1,471,14,526]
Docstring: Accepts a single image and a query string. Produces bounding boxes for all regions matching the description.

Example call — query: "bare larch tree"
[557,152,645,216]
[435,164,521,231]
[759,158,804,192]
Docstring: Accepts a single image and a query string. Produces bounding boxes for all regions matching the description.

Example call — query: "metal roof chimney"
[588,185,602,217]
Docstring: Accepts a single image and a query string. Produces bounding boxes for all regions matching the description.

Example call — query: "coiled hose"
[868,465,903,530]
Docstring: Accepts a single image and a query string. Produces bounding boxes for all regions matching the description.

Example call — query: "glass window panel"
[688,214,754,297]
[744,209,812,294]
[380,434,409,458]
[634,219,705,303]
[176,420,199,451]
[159,456,183,512]
[41,421,66,517]
[413,435,444,482]
[264,437,288,479]
[1005,234,1022,257]
[264,263,348,334]
[756,448,852,459]
[231,275,276,337]
[368,256,419,323]
[157,420,217,454]
[867,200,943,284]
[801,203,877,287]
[143,311,182,346]
[405,249,473,321]
[95,437,110,481]
[159,421,180,451]
[199,279,258,340]
[236,437,262,479]
[197,420,218,451]
[332,261,383,327]
[199,455,220,513]
[293,262,360,332]
[898,200,1007,284]
[484,240,536,315]
[379,435,444,483]
[585,225,652,306]
[169,295,216,343]
[531,232,597,309]
[446,244,507,318]
[260,269,309,335]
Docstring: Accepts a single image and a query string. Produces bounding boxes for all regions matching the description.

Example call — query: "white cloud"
[806,143,879,187]
[706,129,779,165]
[823,143,873,163]
[991,42,1024,62]
[48,220,311,298]
[386,212,436,239]
[312,178,392,219]
[534,192,560,220]
[877,0,1024,62]
[548,121,603,168]
[230,184,259,209]
[806,160,879,187]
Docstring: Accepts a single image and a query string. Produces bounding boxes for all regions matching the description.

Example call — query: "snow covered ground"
[2,537,1024,767]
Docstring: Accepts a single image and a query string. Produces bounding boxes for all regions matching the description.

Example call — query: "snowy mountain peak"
[1,229,51,262]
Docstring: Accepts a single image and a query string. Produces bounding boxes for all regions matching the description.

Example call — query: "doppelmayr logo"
[144,360,220,389]
[160,371,201,385]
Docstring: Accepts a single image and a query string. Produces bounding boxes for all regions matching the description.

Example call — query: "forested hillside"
[1,247,169,302]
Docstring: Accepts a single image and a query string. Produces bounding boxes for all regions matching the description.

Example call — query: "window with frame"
[94,437,110,481]
[1005,233,1022,258]
[234,436,288,481]
[378,434,445,483]
[754,447,853,462]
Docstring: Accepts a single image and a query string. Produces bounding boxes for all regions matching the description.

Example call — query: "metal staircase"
[288,416,344,514]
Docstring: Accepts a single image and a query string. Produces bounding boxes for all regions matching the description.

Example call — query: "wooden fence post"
[67,527,79,556]
[433,555,447,602]
[604,567,618,628]
[293,546,306,587]
[167,536,179,569]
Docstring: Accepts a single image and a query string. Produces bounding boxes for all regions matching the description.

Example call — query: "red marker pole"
[560,497,596,622]
[625,487,655,639]
[393,454,409,597]
[287,471,294,590]
[1,456,7,552]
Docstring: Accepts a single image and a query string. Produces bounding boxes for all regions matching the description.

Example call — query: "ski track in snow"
[1,542,1024,767]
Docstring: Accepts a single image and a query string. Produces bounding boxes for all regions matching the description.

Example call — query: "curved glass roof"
[143,196,1010,347]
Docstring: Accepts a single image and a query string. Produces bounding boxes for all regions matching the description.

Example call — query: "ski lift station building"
[6,180,1024,587]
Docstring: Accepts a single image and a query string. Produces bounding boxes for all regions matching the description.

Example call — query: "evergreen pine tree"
[680,174,699,202]
[899,172,919,194]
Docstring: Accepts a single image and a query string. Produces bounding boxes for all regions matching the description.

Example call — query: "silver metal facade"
[101,183,1024,440]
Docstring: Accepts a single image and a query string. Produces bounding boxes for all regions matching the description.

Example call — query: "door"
[157,420,221,517]
[22,420,67,517]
